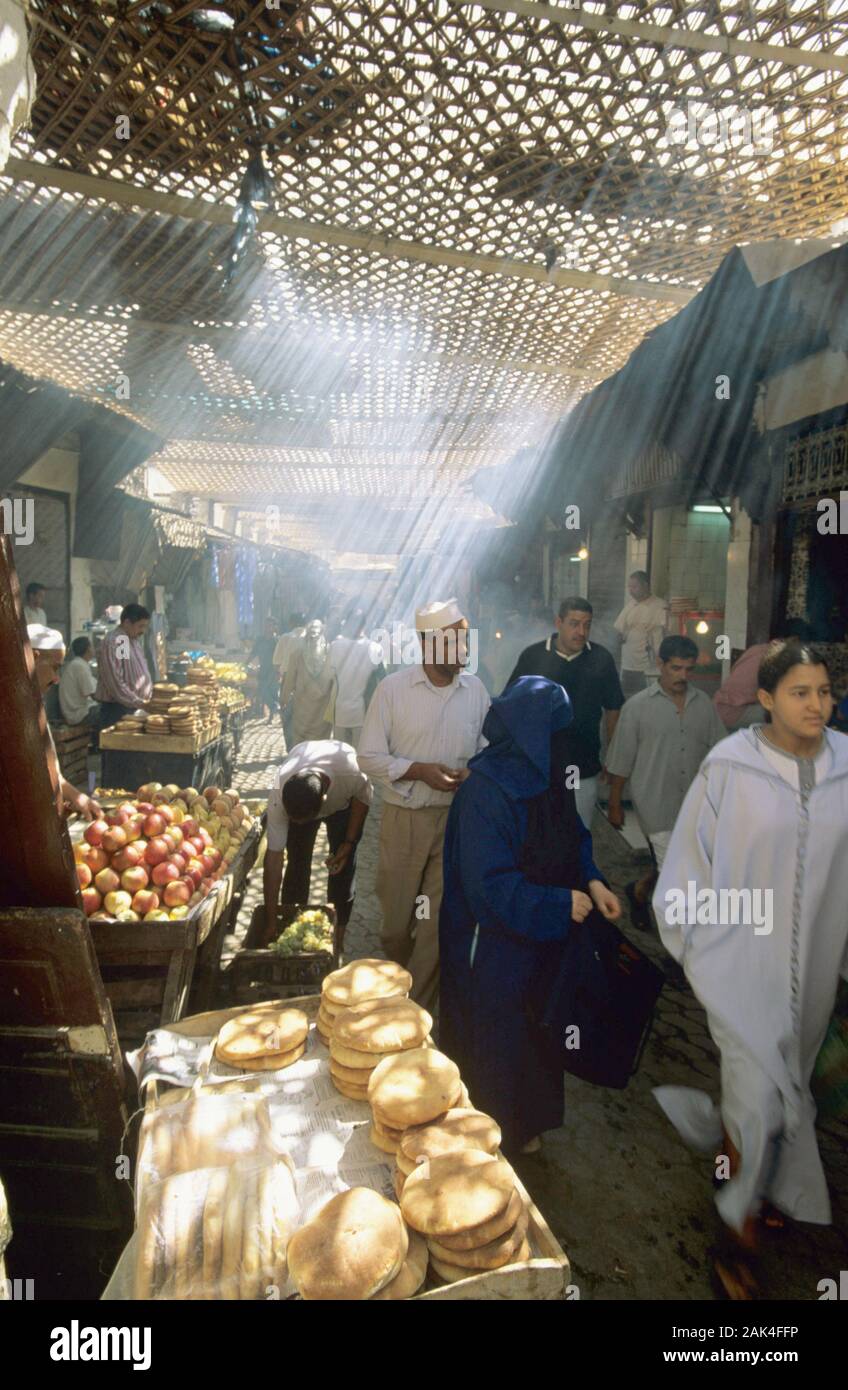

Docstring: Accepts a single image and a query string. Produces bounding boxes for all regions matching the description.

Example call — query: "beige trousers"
[375,803,449,1012]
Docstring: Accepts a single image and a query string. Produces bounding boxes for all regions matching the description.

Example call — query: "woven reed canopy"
[1,1,847,557]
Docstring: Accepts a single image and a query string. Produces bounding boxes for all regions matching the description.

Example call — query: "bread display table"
[99,729,232,800]
[104,994,571,1301]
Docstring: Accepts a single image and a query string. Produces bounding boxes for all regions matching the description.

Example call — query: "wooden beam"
[3,158,694,307]
[471,1,848,76]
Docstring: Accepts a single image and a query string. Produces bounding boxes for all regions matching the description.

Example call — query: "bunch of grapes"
[271,908,333,956]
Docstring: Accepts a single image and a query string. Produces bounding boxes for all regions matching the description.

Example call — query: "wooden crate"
[100,727,210,755]
[88,825,261,1047]
[145,995,572,1301]
[227,903,339,1003]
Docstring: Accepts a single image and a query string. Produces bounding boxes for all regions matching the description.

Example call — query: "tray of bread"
[109,970,570,1302]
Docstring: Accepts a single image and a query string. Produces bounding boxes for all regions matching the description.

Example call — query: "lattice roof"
[2,1,848,559]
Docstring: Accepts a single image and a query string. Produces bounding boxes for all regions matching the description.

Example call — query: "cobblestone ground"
[231,717,848,1301]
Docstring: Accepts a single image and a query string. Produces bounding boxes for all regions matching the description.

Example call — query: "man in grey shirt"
[606,634,727,928]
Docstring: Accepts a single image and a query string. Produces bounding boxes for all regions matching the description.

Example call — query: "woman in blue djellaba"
[439,675,621,1156]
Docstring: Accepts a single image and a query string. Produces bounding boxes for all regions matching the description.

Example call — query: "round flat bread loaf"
[318,996,343,1019]
[223,1040,305,1072]
[322,958,411,1007]
[370,1230,428,1300]
[400,1150,515,1237]
[373,1116,406,1143]
[400,1108,501,1165]
[369,1123,399,1155]
[430,1238,531,1284]
[396,1149,416,1177]
[427,1203,529,1270]
[332,1077,371,1103]
[368,1048,461,1128]
[330,1058,376,1087]
[315,1016,331,1044]
[215,1007,309,1063]
[330,1040,387,1070]
[433,1187,523,1251]
[333,997,432,1053]
[287,1188,408,1300]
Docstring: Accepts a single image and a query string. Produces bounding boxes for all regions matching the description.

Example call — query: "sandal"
[625,881,653,933]
[709,1235,761,1301]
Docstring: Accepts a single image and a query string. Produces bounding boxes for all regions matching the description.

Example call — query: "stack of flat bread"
[214,1007,309,1071]
[327,996,432,1113]
[367,1047,465,1154]
[316,958,411,1044]
[401,1149,531,1283]
[135,1155,297,1300]
[393,1108,501,1199]
[287,1187,425,1300]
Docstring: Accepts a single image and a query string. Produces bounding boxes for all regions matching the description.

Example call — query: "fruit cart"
[85,819,262,1046]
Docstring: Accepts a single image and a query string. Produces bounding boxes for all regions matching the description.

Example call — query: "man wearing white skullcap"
[358,599,489,1009]
[27,624,102,822]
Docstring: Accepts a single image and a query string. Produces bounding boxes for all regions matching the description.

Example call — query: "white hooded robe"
[652,727,848,1232]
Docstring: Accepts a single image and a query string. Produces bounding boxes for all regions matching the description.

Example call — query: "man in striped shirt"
[95,603,153,728]
[358,599,490,1010]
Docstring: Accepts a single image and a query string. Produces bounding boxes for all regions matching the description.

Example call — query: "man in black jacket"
[504,596,624,827]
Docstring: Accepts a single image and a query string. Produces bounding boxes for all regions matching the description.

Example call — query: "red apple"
[135,802,155,816]
[111,844,142,872]
[121,865,149,894]
[163,880,192,907]
[81,886,102,916]
[156,804,175,825]
[105,807,130,827]
[102,825,128,854]
[152,860,180,887]
[161,832,177,854]
[104,890,133,916]
[197,826,213,849]
[185,858,204,887]
[200,878,214,896]
[85,846,110,874]
[94,866,121,896]
[124,816,145,843]
[168,825,184,849]
[144,837,170,866]
[187,836,205,856]
[198,853,215,877]
[143,812,167,838]
[170,853,187,875]
[84,819,109,847]
[132,888,160,915]
[207,848,222,869]
[181,818,199,839]
[76,861,92,889]
[73,841,88,864]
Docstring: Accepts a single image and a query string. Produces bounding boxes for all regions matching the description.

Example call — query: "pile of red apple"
[74,784,249,923]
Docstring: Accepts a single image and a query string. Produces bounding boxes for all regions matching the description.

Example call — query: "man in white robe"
[652,724,848,1234]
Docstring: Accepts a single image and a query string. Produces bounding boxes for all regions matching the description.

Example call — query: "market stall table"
[104,994,571,1301]
[99,727,233,796]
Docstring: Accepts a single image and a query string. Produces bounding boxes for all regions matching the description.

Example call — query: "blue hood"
[469,675,573,800]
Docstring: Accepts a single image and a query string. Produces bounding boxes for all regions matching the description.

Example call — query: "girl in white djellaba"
[653,638,848,1299]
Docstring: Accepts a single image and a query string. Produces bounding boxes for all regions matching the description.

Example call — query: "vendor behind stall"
[27,625,101,821]
[262,740,373,949]
[95,603,153,728]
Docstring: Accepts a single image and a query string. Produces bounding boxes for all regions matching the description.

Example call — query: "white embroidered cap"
[414,598,465,632]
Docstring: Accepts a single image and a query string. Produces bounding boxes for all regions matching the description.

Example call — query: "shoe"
[519,1136,542,1155]
[625,881,653,933]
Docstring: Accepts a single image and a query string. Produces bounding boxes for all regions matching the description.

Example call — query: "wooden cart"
[86,822,262,1047]
[140,995,572,1301]
[99,728,232,798]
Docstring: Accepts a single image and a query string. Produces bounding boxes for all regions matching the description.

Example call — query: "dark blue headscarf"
[468,675,573,801]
